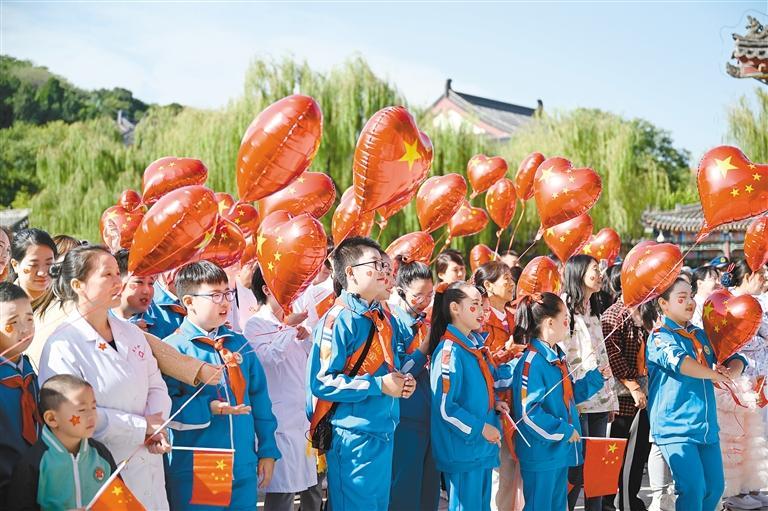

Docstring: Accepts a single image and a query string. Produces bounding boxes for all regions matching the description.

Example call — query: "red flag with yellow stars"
[90,476,144,511]
[583,438,627,497]
[190,449,235,507]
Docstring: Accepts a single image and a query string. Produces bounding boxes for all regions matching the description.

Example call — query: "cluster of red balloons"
[103,91,768,318]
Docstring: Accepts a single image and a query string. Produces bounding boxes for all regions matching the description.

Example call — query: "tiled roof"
[447,89,537,135]
[642,203,758,232]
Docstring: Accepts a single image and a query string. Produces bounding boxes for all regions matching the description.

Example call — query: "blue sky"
[2,1,766,160]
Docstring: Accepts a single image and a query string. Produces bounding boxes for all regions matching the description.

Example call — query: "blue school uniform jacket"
[511,339,604,472]
[147,282,185,339]
[0,355,40,504]
[306,290,402,436]
[389,304,430,426]
[646,317,747,446]
[163,319,280,477]
[429,325,514,473]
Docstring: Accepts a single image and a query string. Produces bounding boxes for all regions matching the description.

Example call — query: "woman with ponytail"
[38,245,172,509]
[511,292,608,510]
[429,281,514,511]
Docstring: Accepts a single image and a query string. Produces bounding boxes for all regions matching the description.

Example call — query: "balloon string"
[516,228,541,261]
[493,231,502,260]
[86,328,283,509]
[428,230,449,265]
[507,200,526,253]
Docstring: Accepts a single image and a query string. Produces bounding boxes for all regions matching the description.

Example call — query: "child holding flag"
[9,375,129,511]
[510,292,608,510]
[163,261,280,510]
[428,281,515,511]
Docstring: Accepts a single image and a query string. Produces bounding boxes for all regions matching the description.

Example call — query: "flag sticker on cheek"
[469,306,477,313]
[677,298,685,304]
[366,271,373,277]
[69,415,81,426]
[4,324,13,334]
[22,268,31,274]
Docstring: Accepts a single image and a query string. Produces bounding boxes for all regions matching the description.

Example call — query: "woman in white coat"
[38,245,172,510]
[243,266,320,511]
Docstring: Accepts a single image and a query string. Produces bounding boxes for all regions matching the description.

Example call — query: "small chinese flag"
[190,449,235,507]
[90,477,144,511]
[583,438,628,498]
[500,412,517,457]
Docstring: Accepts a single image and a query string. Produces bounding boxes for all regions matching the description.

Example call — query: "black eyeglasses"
[190,289,236,304]
[350,260,391,273]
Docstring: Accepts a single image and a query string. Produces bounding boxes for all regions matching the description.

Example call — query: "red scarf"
[193,336,246,405]
[528,343,574,413]
[443,330,496,411]
[0,372,39,444]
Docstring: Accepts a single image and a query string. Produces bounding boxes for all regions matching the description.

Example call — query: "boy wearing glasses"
[162,261,280,510]
[307,237,415,511]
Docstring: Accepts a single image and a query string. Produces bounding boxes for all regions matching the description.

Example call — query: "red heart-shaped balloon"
[581,227,622,263]
[697,146,768,237]
[353,107,432,213]
[222,202,260,239]
[197,218,246,269]
[485,178,517,234]
[100,205,144,251]
[744,215,768,272]
[241,237,258,266]
[544,214,593,263]
[386,231,435,265]
[259,171,336,219]
[468,155,508,198]
[376,187,417,230]
[118,189,143,211]
[517,256,562,297]
[332,187,375,245]
[447,201,489,241]
[257,211,327,314]
[702,289,762,364]
[621,241,682,307]
[142,157,208,206]
[516,152,545,201]
[416,174,468,232]
[237,95,323,202]
[128,185,218,276]
[214,192,236,216]
[533,157,602,229]
[469,244,499,274]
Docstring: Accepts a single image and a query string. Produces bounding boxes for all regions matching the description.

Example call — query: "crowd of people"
[0,224,766,511]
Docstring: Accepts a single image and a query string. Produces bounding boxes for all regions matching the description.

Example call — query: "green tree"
[727,87,768,162]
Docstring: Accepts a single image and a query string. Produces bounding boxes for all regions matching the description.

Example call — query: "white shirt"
[39,309,172,510]
[243,306,317,493]
[235,279,261,332]
[293,277,334,331]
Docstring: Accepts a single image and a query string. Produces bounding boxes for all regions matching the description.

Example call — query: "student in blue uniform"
[647,277,746,511]
[111,249,158,330]
[0,282,40,508]
[306,237,414,511]
[388,258,439,511]
[163,261,280,510]
[149,270,186,338]
[510,292,607,511]
[428,281,515,511]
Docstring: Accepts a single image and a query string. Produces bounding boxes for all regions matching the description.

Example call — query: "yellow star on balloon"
[398,140,422,171]
[702,302,714,320]
[256,234,267,254]
[745,184,754,193]
[195,230,215,250]
[583,244,592,255]
[297,176,306,184]
[546,228,555,237]
[730,188,740,198]
[538,166,555,183]
[714,156,738,179]
[274,252,282,261]
[267,261,275,271]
